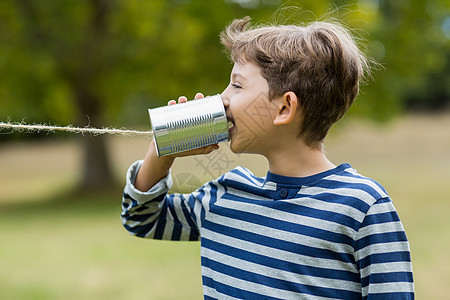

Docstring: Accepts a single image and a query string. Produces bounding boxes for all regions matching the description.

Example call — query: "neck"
[265,140,335,178]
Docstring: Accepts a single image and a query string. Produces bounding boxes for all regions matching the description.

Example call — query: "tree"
[0,0,281,189]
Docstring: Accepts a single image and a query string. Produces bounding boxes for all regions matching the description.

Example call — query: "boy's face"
[221,61,278,154]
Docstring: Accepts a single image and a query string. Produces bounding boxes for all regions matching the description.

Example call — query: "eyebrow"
[231,73,247,83]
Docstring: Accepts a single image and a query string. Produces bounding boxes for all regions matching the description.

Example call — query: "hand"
[166,93,219,158]
[135,92,219,191]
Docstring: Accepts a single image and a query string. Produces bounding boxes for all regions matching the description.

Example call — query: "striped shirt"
[121,161,414,299]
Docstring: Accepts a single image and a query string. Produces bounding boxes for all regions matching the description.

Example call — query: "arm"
[121,160,224,241]
[121,93,220,240]
[121,160,198,240]
[354,198,414,299]
[134,139,174,192]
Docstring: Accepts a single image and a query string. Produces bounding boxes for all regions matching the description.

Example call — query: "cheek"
[237,96,276,130]
[230,99,249,124]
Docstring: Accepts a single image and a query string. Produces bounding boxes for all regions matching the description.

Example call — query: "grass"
[1,112,449,299]
[0,195,203,300]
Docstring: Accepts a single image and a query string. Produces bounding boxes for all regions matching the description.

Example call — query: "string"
[0,121,153,137]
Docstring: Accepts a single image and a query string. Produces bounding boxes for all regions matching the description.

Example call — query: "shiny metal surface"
[148,94,230,156]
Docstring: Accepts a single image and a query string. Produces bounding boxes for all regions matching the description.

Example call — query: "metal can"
[148,94,230,157]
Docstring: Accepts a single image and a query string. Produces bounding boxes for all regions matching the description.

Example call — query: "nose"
[221,87,231,108]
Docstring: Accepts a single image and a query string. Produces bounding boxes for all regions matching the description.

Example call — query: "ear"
[273,92,298,126]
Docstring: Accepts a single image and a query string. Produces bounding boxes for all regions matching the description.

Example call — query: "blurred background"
[0,0,449,299]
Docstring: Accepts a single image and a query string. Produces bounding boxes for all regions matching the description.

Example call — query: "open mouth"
[227,118,235,133]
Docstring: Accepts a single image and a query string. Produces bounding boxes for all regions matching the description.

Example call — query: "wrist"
[147,139,175,164]
[134,140,175,192]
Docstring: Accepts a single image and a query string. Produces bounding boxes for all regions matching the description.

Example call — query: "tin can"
[148,94,230,157]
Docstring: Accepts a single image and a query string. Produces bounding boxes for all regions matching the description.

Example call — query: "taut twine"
[0,121,153,137]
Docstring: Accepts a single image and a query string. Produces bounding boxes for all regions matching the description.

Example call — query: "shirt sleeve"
[354,197,415,299]
[120,160,207,241]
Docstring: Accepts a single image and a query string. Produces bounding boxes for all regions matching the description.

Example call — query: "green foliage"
[361,0,450,117]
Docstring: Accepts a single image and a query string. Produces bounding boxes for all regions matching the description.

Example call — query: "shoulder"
[220,166,263,184]
[325,164,389,204]
[300,164,390,218]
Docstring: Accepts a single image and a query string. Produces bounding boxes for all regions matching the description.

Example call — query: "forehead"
[231,61,265,82]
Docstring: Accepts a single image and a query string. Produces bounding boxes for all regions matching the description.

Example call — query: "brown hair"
[220,17,370,149]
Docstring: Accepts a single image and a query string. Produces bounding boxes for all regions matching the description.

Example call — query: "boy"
[121,17,414,299]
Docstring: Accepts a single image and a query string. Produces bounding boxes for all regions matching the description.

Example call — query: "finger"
[178,96,188,104]
[172,144,219,158]
[168,100,177,106]
[194,93,205,100]
[201,144,220,154]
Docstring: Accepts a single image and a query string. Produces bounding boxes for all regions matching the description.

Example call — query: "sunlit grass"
[0,194,202,300]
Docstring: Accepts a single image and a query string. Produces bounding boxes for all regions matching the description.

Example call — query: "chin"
[230,140,256,155]
[229,142,241,154]
[229,140,244,154]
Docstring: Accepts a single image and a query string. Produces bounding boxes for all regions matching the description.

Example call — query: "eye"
[231,83,242,89]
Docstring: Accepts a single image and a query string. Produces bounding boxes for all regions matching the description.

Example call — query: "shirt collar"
[264,163,352,187]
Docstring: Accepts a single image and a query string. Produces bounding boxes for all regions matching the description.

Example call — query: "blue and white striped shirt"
[121,161,414,299]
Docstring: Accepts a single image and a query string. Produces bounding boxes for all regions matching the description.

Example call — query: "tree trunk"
[75,90,116,190]
[80,133,115,190]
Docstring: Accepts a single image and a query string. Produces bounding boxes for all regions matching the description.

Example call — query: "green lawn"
[0,195,203,300]
[1,112,449,299]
